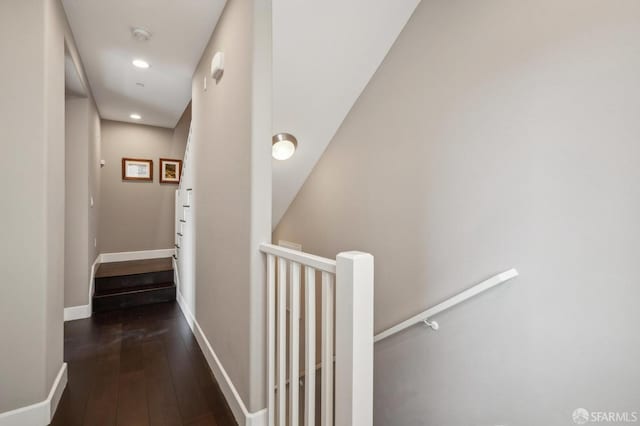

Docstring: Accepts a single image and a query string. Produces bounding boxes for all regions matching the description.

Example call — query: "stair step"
[93,282,176,313]
[94,281,174,297]
[96,257,173,277]
[95,258,174,293]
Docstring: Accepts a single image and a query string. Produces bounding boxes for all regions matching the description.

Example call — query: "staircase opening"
[92,258,177,313]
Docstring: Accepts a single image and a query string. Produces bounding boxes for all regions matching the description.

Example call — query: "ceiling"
[62,0,225,128]
[272,0,421,226]
[62,0,419,225]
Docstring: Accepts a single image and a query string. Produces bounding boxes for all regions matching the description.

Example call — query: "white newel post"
[335,251,374,426]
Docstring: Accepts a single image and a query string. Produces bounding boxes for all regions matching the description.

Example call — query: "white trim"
[374,268,519,342]
[277,240,302,251]
[48,363,67,421]
[0,362,67,425]
[64,304,91,322]
[64,255,100,322]
[259,243,336,274]
[99,248,175,263]
[175,285,266,426]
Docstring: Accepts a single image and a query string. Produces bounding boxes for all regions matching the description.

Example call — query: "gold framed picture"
[159,158,182,184]
[122,158,153,181]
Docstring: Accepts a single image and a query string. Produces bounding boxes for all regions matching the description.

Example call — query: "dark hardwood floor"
[51,302,237,426]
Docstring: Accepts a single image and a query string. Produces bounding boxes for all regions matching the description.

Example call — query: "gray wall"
[274,0,640,424]
[62,0,102,310]
[172,103,191,157]
[65,97,90,308]
[44,0,66,395]
[65,96,101,308]
[98,115,189,253]
[188,0,271,412]
[88,99,101,276]
[0,0,66,413]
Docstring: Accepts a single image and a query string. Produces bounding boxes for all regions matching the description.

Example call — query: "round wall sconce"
[272,133,298,160]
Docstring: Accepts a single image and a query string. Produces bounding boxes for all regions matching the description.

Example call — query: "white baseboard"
[176,290,267,426]
[64,304,91,322]
[100,248,175,263]
[64,255,100,322]
[0,362,67,425]
[48,363,67,421]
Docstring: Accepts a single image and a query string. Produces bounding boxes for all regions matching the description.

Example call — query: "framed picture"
[122,158,153,181]
[159,158,182,184]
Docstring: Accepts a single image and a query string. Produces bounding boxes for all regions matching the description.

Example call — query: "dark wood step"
[95,258,174,293]
[93,283,176,313]
[94,281,173,297]
[96,258,173,278]
[96,269,174,293]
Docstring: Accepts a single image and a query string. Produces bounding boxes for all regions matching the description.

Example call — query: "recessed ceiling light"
[130,113,141,120]
[272,133,298,160]
[132,27,152,42]
[132,59,150,69]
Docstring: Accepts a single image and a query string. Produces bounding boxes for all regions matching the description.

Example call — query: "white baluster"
[278,258,287,426]
[305,267,316,426]
[290,262,301,426]
[321,272,334,426]
[267,254,276,426]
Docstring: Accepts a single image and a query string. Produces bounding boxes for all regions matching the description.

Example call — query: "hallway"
[51,302,236,426]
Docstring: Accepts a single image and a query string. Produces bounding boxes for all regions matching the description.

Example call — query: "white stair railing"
[260,243,374,426]
[374,268,519,342]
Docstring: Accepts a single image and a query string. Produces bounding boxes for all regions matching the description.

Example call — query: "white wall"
[187,0,272,415]
[274,0,640,424]
[0,0,67,413]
